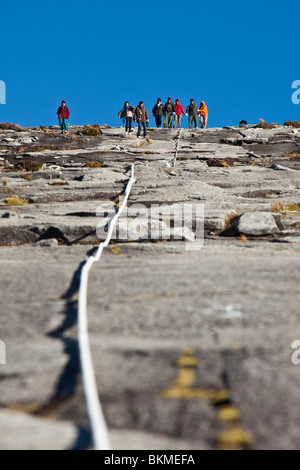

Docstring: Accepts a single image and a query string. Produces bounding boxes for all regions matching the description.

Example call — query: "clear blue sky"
[1,0,299,128]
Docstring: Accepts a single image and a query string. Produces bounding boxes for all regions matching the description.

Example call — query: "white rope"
[78,164,136,450]
[172,128,182,168]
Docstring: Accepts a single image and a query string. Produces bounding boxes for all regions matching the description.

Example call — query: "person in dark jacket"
[186,99,198,129]
[57,100,70,134]
[134,101,149,138]
[163,97,175,129]
[152,98,164,128]
[118,101,135,134]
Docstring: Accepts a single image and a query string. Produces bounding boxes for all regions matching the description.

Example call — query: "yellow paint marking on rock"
[161,349,254,449]
[182,348,195,355]
[218,405,241,422]
[161,349,229,403]
[218,443,243,451]
[218,424,254,449]
[209,389,230,404]
[177,355,198,367]
[174,368,196,388]
[111,245,123,256]
[161,386,229,402]
[217,407,254,450]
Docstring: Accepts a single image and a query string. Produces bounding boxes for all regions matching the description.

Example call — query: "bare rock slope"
[0,123,300,450]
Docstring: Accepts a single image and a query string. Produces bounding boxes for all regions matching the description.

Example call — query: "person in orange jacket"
[198,101,208,129]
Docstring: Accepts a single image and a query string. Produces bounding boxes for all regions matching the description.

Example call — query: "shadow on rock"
[43,246,97,449]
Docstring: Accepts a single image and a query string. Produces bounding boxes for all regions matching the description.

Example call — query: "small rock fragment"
[34,238,59,247]
[269,164,296,171]
[0,211,17,218]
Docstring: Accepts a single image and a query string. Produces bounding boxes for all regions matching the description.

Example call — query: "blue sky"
[1,0,299,128]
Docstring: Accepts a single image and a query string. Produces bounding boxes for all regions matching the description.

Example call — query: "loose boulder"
[34,238,58,247]
[236,212,279,236]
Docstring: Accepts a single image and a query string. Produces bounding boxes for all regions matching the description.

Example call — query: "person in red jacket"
[173,99,187,129]
[57,100,70,134]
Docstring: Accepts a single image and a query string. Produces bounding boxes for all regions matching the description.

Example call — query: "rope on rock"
[77,164,136,450]
[172,128,182,168]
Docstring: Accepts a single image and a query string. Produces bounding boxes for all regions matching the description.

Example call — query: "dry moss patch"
[0,123,23,132]
[284,120,300,128]
[14,160,42,171]
[285,152,300,160]
[5,196,29,206]
[19,174,34,181]
[271,202,300,215]
[224,212,243,229]
[79,125,102,136]
[85,161,102,168]
[18,144,74,153]
[207,158,235,167]
[255,119,279,129]
[9,143,80,155]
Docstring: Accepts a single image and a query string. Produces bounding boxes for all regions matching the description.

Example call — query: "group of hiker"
[152,98,208,130]
[118,98,208,137]
[118,101,148,138]
[56,97,208,138]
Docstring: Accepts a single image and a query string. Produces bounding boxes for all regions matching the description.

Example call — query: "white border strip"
[78,164,136,450]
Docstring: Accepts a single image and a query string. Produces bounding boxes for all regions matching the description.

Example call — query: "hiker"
[163,97,175,129]
[152,98,164,128]
[134,101,149,138]
[174,99,187,129]
[186,99,198,129]
[57,100,70,134]
[118,101,135,134]
[198,101,208,129]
